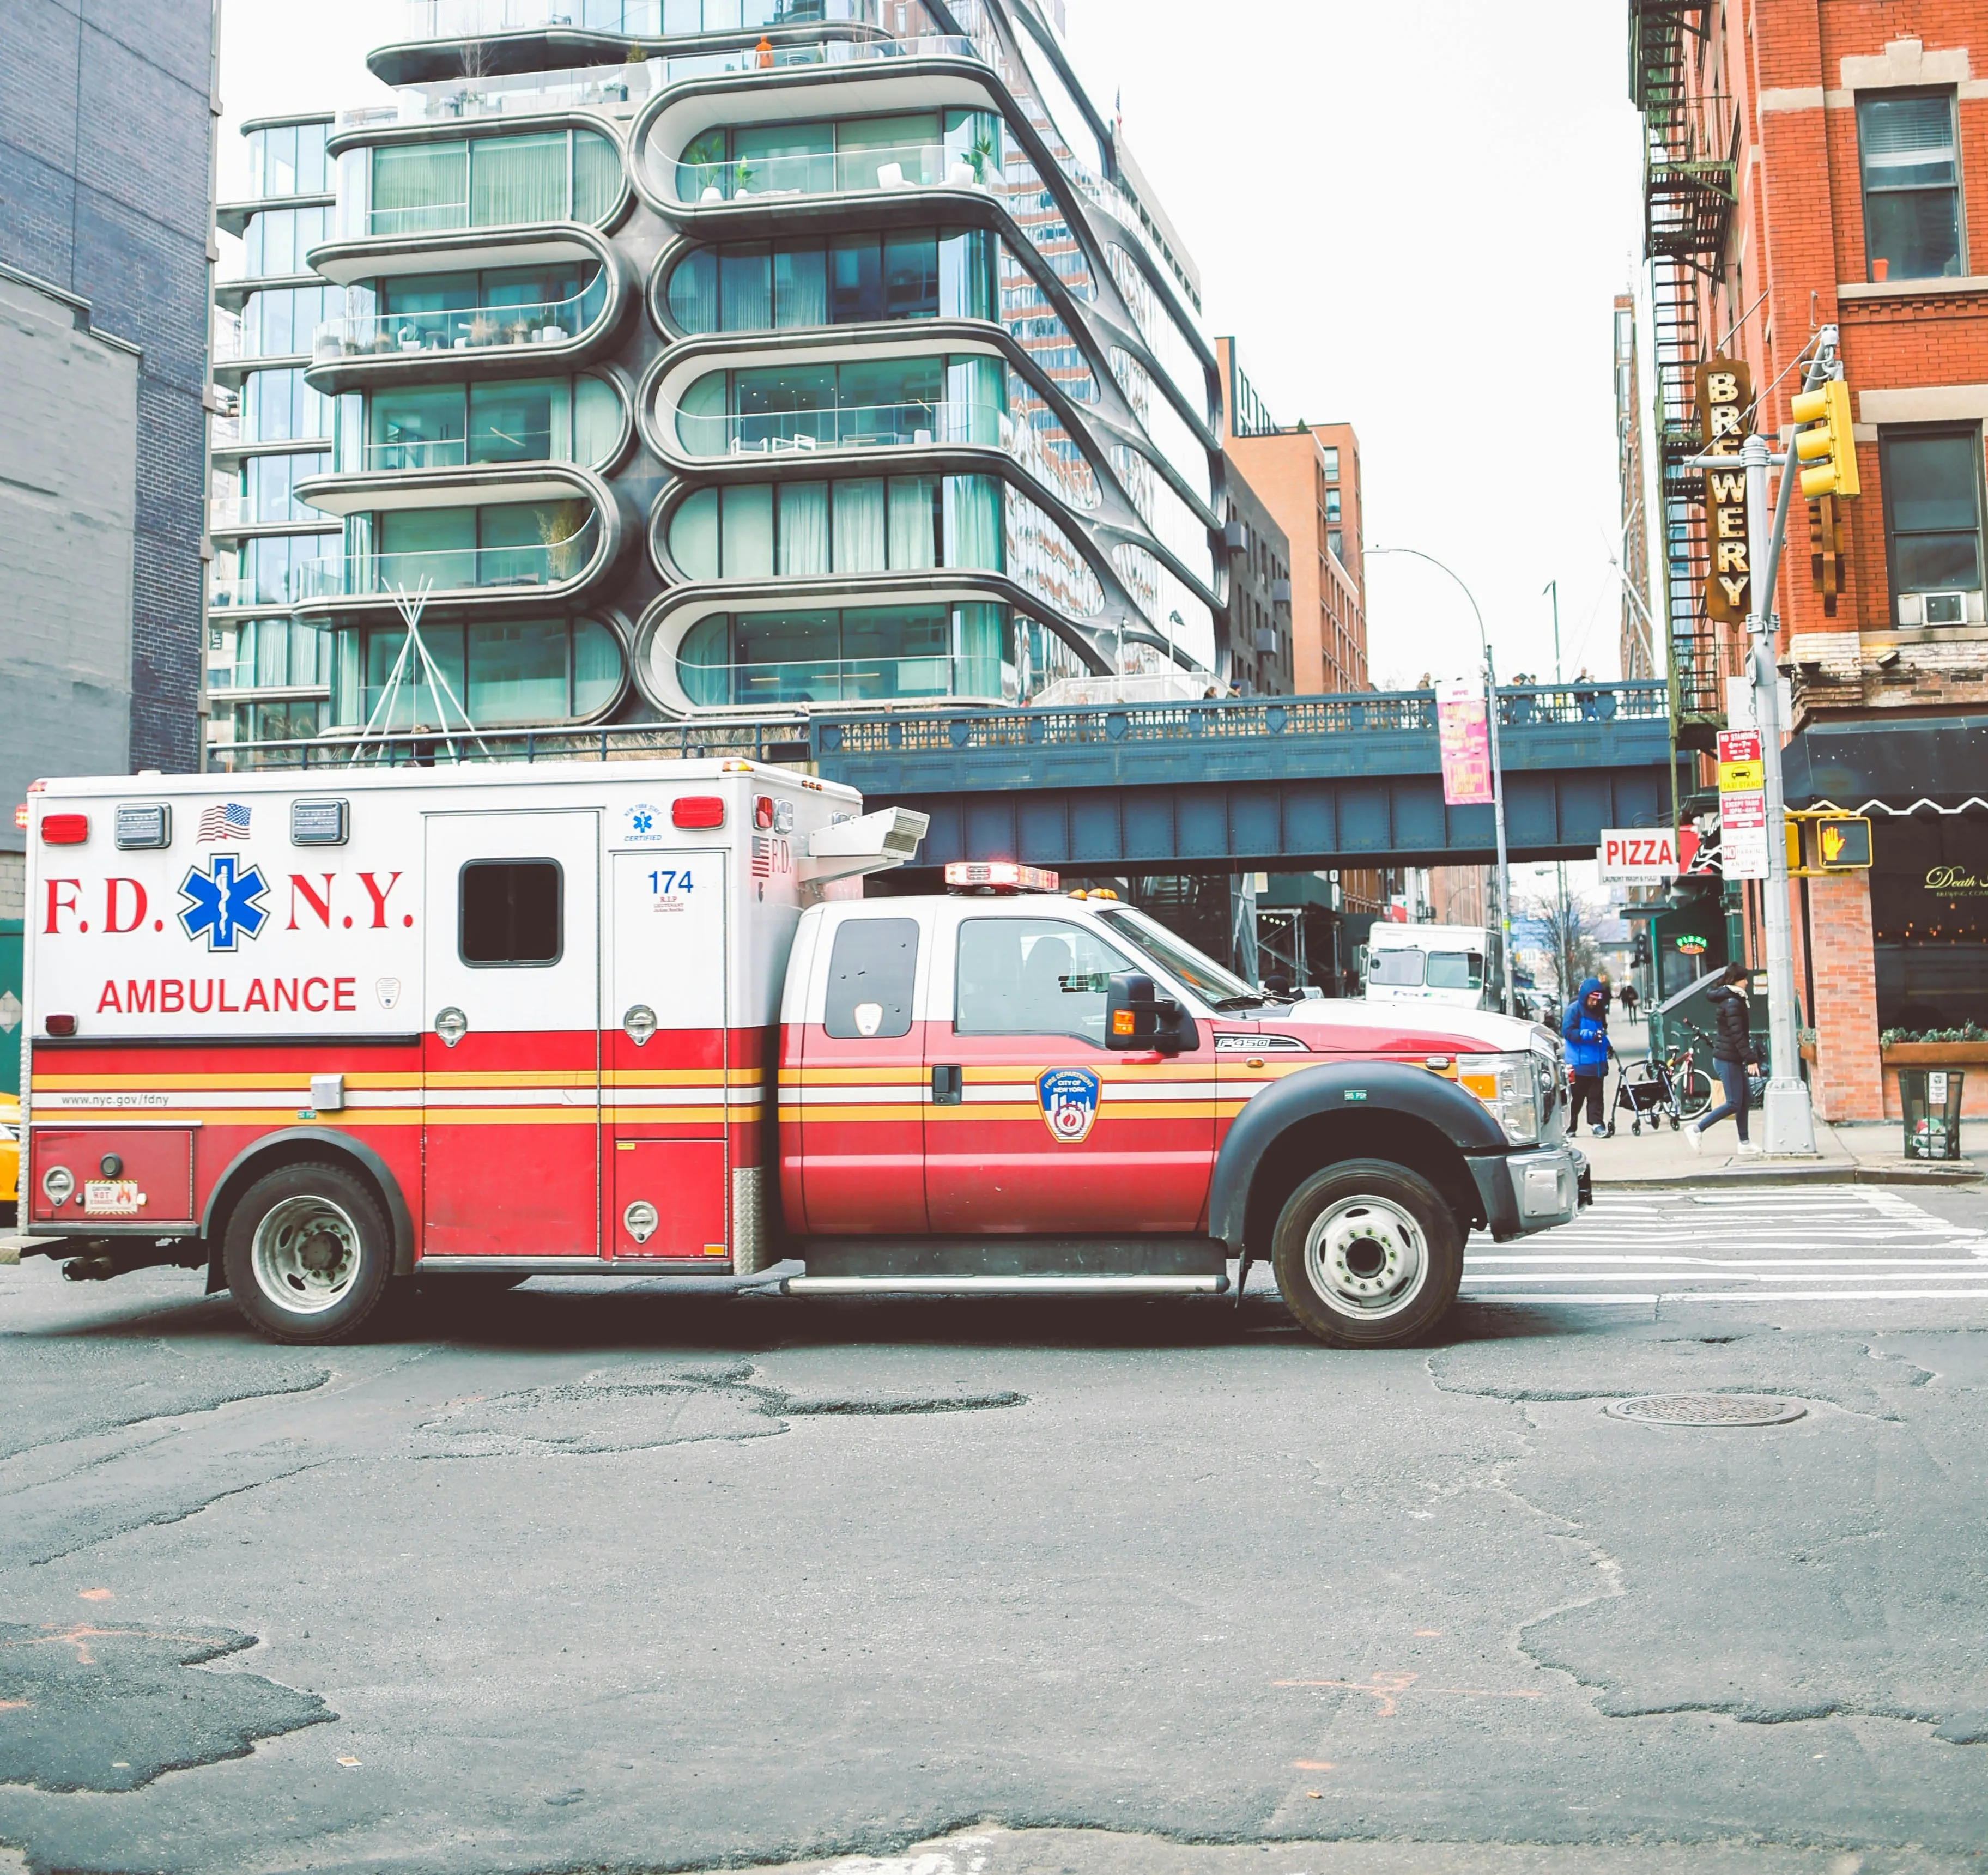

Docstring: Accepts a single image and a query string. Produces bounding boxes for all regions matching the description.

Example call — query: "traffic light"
[1786,811,1874,875]
[1791,379,1860,500]
[1817,815,1872,870]
[1810,494,1845,617]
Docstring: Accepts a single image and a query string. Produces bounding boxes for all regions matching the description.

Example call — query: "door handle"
[434,1006,469,1048]
[932,1064,963,1106]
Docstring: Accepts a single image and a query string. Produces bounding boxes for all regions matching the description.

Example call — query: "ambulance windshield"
[1094,906,1262,1008]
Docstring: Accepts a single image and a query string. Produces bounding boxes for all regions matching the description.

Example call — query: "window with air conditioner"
[1881,426,1985,626]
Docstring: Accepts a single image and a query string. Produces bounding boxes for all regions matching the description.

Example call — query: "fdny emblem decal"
[1038,1067,1102,1144]
[177,854,270,952]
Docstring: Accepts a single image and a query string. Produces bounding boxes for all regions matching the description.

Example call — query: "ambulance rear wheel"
[222,1162,393,1344]
[1269,1159,1463,1349]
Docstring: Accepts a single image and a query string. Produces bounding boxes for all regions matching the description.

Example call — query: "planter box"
[1880,1042,1988,1120]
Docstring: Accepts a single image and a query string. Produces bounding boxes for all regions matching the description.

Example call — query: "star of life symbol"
[178,854,270,953]
[623,802,664,844]
[1037,1067,1102,1144]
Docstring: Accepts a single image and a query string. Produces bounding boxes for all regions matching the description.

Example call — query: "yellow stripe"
[778,1103,1225,1123]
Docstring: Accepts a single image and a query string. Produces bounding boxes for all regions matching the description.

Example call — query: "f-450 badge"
[1038,1067,1101,1144]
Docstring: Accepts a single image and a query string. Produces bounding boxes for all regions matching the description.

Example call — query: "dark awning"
[1783,714,1988,811]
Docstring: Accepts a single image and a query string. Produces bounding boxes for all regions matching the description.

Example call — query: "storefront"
[1784,714,1988,1118]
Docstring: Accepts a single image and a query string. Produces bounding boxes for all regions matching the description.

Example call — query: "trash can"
[1900,1067,1965,1161]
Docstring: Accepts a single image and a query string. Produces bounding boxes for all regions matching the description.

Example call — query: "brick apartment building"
[1631,0,1988,1121]
[1214,338,1368,695]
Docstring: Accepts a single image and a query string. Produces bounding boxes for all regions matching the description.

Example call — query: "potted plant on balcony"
[504,317,531,346]
[468,313,498,348]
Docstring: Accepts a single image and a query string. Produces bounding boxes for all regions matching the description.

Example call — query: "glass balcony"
[312,276,609,362]
[292,514,601,600]
[339,63,663,131]
[209,494,247,530]
[678,652,1002,707]
[396,0,878,39]
[672,128,987,203]
[678,397,1004,456]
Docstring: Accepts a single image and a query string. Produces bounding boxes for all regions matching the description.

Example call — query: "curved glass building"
[274,0,1225,734]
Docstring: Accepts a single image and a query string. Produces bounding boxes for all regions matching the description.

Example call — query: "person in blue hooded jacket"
[1562,976,1610,1137]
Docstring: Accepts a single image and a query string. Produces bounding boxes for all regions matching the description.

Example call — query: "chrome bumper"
[1469,1144,1588,1242]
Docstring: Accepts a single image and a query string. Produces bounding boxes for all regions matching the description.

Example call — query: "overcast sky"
[219,0,1650,690]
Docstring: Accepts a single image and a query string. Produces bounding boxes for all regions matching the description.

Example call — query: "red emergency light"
[754,795,775,829]
[13,805,26,830]
[40,814,88,845]
[945,860,1059,894]
[672,796,725,829]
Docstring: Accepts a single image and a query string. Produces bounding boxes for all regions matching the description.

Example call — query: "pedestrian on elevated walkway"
[1562,976,1610,1137]
[1687,962,1760,1157]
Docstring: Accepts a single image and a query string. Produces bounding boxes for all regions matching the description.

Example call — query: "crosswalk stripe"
[1458,1187,1988,1307]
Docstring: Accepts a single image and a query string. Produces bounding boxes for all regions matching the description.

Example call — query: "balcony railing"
[340,63,662,130]
[678,396,1004,457]
[675,398,1095,511]
[678,653,1005,707]
[398,0,878,38]
[291,515,600,600]
[312,277,608,361]
[209,495,246,529]
[673,127,987,203]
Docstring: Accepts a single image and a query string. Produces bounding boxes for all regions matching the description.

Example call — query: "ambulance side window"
[460,860,562,967]
[954,919,1129,1046]
[823,917,918,1040]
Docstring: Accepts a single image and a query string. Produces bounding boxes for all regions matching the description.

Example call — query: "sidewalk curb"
[1598,1163,1983,1191]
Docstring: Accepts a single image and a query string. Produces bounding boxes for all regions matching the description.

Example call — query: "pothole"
[1604,1393,1809,1427]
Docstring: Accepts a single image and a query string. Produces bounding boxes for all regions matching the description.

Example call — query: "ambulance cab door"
[791,903,932,1236]
[604,850,730,1260]
[422,811,601,1258]
[924,903,1216,1234]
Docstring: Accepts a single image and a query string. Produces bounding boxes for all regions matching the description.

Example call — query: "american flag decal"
[750,836,773,878]
[198,802,252,841]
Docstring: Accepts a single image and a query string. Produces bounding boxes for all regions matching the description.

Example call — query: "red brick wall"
[1807,867,1886,1120]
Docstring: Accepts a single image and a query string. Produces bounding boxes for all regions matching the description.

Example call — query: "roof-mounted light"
[945,861,1060,895]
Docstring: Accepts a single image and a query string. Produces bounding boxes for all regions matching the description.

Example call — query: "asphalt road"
[3,1187,1987,1875]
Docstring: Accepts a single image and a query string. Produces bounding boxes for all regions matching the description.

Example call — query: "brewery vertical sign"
[1695,357,1754,623]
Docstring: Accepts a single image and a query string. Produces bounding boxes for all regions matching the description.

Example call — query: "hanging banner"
[1695,356,1755,624]
[1717,727,1769,881]
[1435,678,1494,806]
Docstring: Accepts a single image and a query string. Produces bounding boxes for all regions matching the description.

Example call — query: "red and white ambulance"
[19,760,1587,1346]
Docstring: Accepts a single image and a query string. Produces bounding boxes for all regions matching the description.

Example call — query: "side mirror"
[1106,970,1193,1055]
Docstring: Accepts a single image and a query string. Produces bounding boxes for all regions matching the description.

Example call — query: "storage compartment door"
[612,1138,728,1260]
[31,1128,196,1227]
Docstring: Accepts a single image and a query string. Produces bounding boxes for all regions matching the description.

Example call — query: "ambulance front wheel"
[1269,1158,1464,1349]
[222,1161,395,1344]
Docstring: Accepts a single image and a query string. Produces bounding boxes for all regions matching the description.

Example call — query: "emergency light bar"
[944,861,1060,894]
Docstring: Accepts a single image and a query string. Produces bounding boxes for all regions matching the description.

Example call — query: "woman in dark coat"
[1686,962,1760,1156]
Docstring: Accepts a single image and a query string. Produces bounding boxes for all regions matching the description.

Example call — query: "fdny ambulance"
[18,761,1587,1348]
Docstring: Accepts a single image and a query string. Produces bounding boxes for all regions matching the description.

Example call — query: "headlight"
[1458,1052,1542,1146]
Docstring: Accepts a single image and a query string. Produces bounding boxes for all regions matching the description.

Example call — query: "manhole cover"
[1604,1393,1808,1427]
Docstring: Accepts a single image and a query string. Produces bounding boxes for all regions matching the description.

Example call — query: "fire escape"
[1631,0,1738,750]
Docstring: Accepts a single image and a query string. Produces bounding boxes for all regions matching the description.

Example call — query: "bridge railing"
[203,682,1670,773]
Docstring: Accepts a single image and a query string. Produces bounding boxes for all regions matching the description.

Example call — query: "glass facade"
[666,226,997,332]
[666,470,1103,617]
[240,368,334,444]
[244,204,332,277]
[342,129,623,238]
[242,284,340,359]
[307,500,600,599]
[236,450,332,524]
[676,600,1013,704]
[316,263,608,357]
[332,375,622,471]
[672,108,1002,203]
[674,352,1006,454]
[248,120,332,199]
[328,616,623,727]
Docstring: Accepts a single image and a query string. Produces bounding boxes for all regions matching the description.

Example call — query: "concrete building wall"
[0,0,217,779]
[0,268,141,824]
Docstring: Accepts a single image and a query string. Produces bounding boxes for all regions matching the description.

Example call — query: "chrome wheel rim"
[251,1195,362,1315]
[1304,1195,1429,1321]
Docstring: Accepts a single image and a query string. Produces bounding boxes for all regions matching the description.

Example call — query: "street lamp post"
[1369,547,1516,1018]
